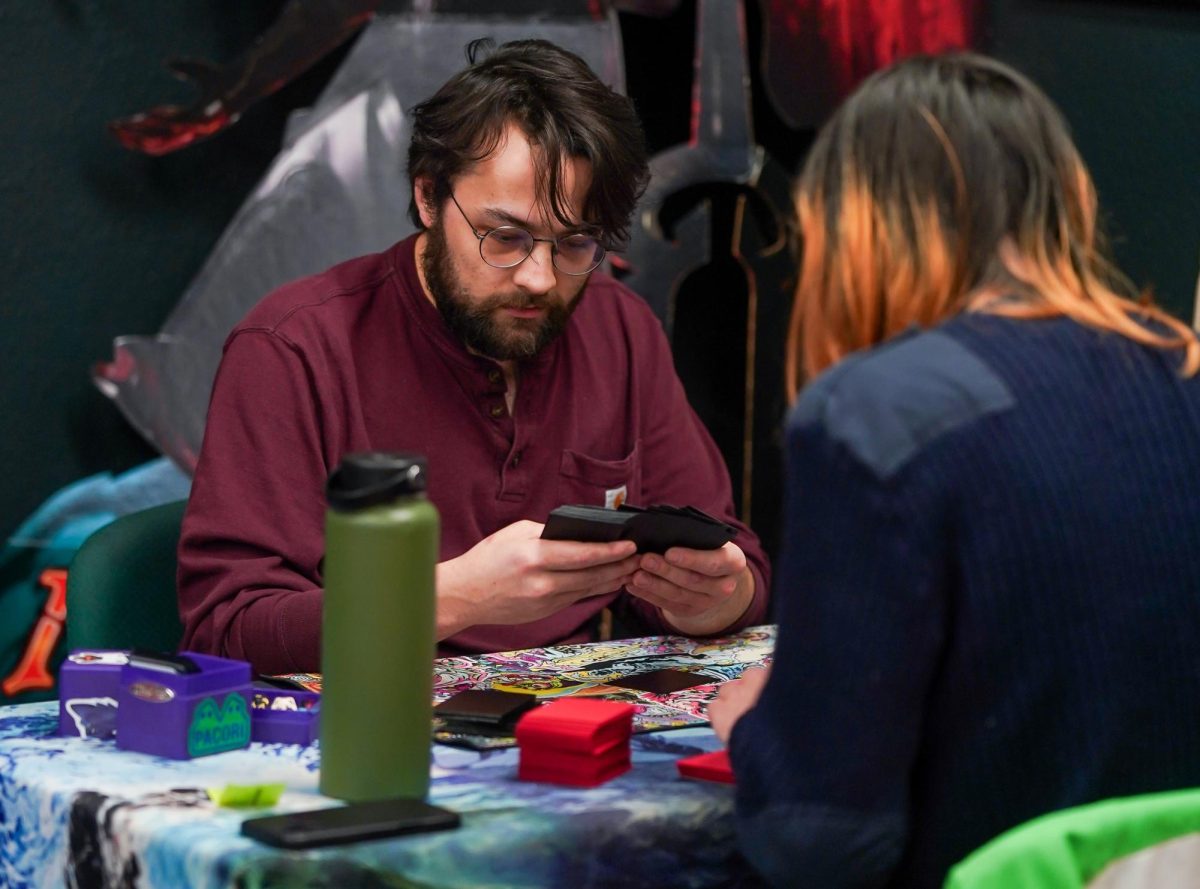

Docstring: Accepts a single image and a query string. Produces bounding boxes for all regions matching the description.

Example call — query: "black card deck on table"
[541,503,737,554]
[606,669,713,694]
[433,689,539,728]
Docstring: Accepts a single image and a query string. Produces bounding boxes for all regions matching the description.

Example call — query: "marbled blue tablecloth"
[1,630,774,889]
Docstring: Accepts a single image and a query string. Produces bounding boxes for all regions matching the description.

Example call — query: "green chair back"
[65,499,187,653]
[945,788,1200,889]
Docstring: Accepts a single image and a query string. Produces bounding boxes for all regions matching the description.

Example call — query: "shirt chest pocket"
[556,440,643,508]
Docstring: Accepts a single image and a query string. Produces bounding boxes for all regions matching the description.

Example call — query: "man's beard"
[422,221,583,361]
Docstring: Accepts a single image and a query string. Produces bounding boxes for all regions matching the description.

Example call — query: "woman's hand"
[707,665,771,745]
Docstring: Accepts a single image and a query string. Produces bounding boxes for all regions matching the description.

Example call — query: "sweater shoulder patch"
[793,330,1016,479]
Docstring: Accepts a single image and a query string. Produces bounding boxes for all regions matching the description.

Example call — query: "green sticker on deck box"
[188,693,250,756]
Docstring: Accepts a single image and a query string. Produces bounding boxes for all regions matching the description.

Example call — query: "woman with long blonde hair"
[709,53,1200,889]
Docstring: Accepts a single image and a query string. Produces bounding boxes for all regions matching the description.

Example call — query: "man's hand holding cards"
[542,503,755,635]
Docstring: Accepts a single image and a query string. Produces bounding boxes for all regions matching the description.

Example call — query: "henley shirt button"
[489,404,505,418]
[510,453,521,468]
[487,369,502,384]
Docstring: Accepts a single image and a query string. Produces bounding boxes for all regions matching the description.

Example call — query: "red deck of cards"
[515,698,636,787]
[676,750,735,784]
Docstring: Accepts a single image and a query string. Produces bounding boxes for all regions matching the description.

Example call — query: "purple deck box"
[250,687,321,746]
[116,651,252,760]
[58,650,129,739]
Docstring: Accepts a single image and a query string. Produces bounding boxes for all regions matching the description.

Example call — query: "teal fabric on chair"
[65,499,187,653]
[944,788,1200,889]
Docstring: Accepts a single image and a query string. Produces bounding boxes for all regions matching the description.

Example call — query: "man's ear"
[414,177,438,228]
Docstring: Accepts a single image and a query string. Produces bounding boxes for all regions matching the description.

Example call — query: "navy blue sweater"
[730,314,1200,888]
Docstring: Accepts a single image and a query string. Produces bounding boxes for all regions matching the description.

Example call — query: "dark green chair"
[65,499,187,653]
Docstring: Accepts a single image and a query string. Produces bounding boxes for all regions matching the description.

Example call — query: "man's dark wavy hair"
[407,38,650,249]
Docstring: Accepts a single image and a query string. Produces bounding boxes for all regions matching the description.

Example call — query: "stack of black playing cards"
[433,689,539,737]
[541,503,737,554]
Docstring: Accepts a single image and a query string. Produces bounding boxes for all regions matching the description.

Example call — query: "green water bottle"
[319,452,440,801]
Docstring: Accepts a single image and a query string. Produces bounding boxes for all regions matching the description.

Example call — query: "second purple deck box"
[250,687,320,746]
[116,651,252,760]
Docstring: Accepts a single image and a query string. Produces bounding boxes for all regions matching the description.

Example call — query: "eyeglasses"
[448,192,606,276]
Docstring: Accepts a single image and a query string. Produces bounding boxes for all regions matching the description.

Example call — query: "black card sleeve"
[541,503,736,554]
[433,689,538,727]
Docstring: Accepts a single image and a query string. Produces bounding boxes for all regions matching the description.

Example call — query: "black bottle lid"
[326,452,427,511]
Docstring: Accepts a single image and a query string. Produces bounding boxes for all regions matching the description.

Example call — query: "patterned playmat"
[275,626,775,749]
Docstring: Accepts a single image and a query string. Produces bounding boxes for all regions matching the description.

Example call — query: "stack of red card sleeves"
[515,698,636,787]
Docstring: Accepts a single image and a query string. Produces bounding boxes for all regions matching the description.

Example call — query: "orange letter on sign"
[2,568,69,696]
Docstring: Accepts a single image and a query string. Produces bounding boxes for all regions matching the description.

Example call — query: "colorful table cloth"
[1,627,774,888]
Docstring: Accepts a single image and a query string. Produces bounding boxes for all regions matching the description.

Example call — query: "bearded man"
[178,38,770,674]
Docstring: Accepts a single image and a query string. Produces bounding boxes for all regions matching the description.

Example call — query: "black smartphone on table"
[240,798,460,849]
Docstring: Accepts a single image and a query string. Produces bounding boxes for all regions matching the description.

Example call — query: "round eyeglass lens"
[554,234,605,274]
[480,228,533,268]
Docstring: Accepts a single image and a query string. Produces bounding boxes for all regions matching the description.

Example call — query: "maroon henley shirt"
[178,235,770,674]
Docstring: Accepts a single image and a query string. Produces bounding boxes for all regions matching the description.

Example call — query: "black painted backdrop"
[1,1,1197,550]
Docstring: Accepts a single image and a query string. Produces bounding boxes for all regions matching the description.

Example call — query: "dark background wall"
[1,1,1197,546]
[0,3,353,542]
[988,0,1199,319]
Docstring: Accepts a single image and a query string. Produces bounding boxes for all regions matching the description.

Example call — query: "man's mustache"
[488,293,557,311]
